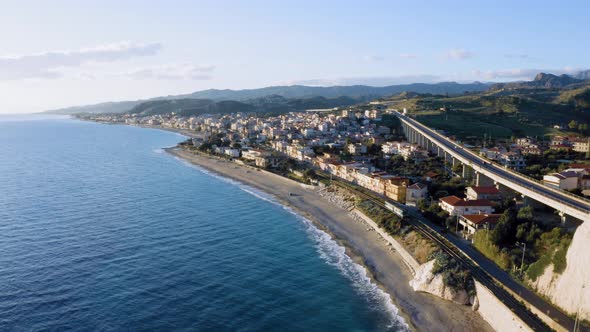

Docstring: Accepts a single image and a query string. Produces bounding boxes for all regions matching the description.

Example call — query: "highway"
[395,111,590,221]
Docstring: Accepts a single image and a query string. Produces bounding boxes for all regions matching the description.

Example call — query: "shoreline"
[166,147,493,332]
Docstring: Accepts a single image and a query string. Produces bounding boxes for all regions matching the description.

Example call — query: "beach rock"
[317,187,356,211]
[471,295,479,311]
[409,260,470,305]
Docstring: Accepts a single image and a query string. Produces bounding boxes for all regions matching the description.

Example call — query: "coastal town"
[86,105,590,207]
[81,103,590,331]
[6,2,590,332]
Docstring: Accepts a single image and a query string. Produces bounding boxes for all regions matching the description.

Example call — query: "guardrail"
[397,112,590,213]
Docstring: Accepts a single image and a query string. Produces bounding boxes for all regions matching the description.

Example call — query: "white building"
[439,196,494,216]
[543,171,579,190]
[466,186,502,201]
[406,183,428,205]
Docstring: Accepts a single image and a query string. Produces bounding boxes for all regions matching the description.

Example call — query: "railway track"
[324,177,552,331]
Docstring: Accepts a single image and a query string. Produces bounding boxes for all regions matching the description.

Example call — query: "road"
[395,112,590,220]
[330,179,584,331]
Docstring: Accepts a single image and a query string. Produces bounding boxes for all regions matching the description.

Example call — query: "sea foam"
[174,156,409,330]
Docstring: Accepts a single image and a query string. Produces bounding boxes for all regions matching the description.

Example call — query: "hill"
[45,82,490,115]
[127,99,254,117]
[123,95,362,117]
[181,82,490,101]
[386,76,590,139]
[490,73,584,91]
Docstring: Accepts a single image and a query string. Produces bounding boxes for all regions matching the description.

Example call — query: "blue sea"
[0,115,408,331]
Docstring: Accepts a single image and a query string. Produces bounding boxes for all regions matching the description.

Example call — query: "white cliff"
[530,220,590,321]
[409,259,471,305]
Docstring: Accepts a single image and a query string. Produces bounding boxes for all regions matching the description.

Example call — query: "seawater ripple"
[177,158,409,331]
[0,117,408,332]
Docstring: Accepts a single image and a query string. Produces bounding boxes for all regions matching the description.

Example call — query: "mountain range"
[47,70,590,116]
[46,81,491,115]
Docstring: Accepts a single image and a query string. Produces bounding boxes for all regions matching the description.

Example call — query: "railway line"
[324,177,553,331]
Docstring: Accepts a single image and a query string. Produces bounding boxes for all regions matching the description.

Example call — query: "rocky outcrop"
[409,260,471,305]
[529,221,590,321]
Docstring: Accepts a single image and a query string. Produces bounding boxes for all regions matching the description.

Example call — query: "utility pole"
[573,283,585,332]
[516,242,526,271]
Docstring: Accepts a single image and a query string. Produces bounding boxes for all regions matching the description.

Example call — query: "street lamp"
[516,242,526,272]
[573,283,585,332]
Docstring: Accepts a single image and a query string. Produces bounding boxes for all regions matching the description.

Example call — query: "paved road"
[405,207,586,332]
[334,180,560,330]
[396,112,590,219]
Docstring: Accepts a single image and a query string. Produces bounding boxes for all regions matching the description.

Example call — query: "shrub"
[428,251,475,296]
[473,230,512,270]
[357,200,403,235]
[526,227,572,280]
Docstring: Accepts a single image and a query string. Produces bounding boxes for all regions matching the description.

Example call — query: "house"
[522,146,542,155]
[543,171,579,190]
[223,148,240,158]
[382,141,401,155]
[384,177,409,203]
[405,183,428,205]
[550,144,573,152]
[571,137,590,153]
[479,147,506,160]
[255,156,285,168]
[516,137,536,147]
[459,214,502,235]
[348,143,367,155]
[466,186,502,201]
[242,149,269,161]
[423,171,440,182]
[439,196,494,216]
[498,152,526,170]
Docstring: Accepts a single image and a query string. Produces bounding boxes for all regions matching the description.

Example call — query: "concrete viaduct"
[395,111,590,222]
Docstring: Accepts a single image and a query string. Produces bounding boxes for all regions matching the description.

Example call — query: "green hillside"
[389,82,590,139]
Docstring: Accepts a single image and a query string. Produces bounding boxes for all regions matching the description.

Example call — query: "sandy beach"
[167,147,493,332]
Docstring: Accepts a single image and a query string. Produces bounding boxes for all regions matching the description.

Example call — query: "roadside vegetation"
[471,207,573,281]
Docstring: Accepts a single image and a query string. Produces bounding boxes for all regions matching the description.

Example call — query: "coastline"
[166,147,493,332]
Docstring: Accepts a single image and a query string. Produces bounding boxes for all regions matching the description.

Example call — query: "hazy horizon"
[2,0,589,113]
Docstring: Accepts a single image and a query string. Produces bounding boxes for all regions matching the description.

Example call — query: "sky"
[1,0,589,113]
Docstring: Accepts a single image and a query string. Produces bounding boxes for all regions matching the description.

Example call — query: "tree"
[578,123,588,133]
[490,209,517,245]
[568,120,578,130]
[517,206,534,222]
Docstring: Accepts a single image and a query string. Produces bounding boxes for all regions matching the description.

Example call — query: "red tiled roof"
[569,163,590,170]
[439,196,493,207]
[462,214,502,225]
[469,186,500,194]
[408,183,427,190]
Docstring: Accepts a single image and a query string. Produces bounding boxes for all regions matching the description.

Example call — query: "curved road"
[396,112,590,220]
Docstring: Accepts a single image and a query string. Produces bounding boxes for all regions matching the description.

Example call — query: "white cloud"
[0,42,162,80]
[399,53,417,59]
[119,64,215,80]
[444,48,475,60]
[504,53,529,59]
